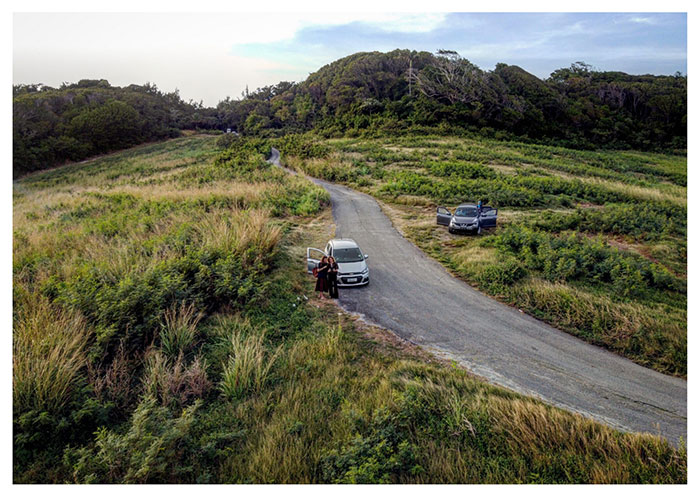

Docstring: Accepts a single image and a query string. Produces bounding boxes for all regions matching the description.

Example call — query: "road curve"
[269,148,687,444]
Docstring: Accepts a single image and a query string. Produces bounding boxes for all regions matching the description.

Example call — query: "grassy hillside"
[13,82,219,178]
[13,135,686,483]
[277,134,687,376]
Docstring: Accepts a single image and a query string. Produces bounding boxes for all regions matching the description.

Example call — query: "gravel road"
[270,148,687,444]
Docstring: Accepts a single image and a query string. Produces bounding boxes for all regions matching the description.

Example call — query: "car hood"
[337,261,367,273]
[453,216,478,224]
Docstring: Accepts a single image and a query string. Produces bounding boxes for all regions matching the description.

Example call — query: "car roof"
[329,238,359,248]
[456,204,477,208]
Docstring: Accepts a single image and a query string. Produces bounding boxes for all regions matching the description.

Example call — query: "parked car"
[436,204,498,234]
[306,238,369,286]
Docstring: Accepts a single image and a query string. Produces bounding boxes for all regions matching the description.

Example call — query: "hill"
[217,50,686,150]
[14,50,686,178]
[12,135,686,483]
[12,80,219,177]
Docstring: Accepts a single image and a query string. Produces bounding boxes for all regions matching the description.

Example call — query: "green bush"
[320,408,422,483]
[493,226,683,297]
[531,203,686,240]
[66,399,203,483]
[273,134,330,159]
[475,259,527,293]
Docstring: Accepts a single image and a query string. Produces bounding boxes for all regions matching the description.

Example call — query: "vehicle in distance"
[306,238,369,286]
[436,204,498,234]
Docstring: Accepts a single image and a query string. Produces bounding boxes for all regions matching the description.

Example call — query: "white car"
[306,238,369,286]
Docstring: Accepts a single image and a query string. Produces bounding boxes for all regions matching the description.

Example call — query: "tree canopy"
[14,51,686,177]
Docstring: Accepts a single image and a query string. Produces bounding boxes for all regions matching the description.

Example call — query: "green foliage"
[13,135,686,484]
[49,240,276,358]
[273,134,330,159]
[493,226,682,297]
[531,203,686,240]
[13,81,216,177]
[219,329,278,400]
[475,259,527,294]
[67,399,202,483]
[321,408,423,483]
[68,100,142,154]
[213,50,685,152]
[159,303,203,358]
[427,160,497,179]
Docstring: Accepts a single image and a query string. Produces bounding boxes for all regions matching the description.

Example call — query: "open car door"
[436,206,452,226]
[306,247,326,274]
[480,207,498,228]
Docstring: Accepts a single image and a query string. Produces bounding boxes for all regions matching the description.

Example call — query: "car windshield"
[455,207,478,217]
[334,247,364,263]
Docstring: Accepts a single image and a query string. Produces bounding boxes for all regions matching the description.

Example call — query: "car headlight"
[449,219,455,226]
[361,267,369,275]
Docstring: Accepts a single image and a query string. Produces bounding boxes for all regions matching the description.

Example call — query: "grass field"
[278,134,687,377]
[13,135,686,483]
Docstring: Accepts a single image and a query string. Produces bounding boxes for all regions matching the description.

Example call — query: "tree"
[68,100,142,154]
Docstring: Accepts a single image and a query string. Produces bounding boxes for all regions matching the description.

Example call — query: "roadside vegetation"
[276,133,687,377]
[15,50,685,179]
[13,135,686,482]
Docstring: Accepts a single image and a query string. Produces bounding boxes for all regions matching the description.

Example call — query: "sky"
[12,11,687,107]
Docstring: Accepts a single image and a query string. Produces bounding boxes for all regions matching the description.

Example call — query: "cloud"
[628,16,656,24]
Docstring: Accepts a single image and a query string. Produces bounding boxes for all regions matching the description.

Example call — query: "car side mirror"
[364,254,369,259]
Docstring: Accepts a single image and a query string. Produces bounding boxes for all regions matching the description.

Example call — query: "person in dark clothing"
[327,256,339,299]
[315,256,329,299]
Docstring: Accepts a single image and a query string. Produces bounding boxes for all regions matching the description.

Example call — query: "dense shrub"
[531,203,686,240]
[273,134,330,159]
[320,408,422,483]
[13,81,213,177]
[493,226,682,296]
[427,160,497,180]
[66,399,203,483]
[475,259,527,293]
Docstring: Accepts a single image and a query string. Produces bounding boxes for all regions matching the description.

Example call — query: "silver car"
[306,238,369,286]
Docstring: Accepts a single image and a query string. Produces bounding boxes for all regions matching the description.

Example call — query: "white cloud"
[628,16,656,24]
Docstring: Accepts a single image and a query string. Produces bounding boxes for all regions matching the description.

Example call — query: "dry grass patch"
[13,295,90,414]
[580,176,686,206]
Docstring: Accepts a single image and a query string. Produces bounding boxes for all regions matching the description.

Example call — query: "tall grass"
[197,208,282,261]
[219,327,280,400]
[159,302,203,358]
[13,295,90,414]
[13,134,686,483]
[142,349,211,407]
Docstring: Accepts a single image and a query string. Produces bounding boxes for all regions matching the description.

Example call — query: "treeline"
[13,80,219,177]
[217,49,686,151]
[13,50,686,177]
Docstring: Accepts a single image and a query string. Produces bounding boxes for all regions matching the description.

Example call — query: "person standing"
[327,256,339,299]
[315,256,330,299]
